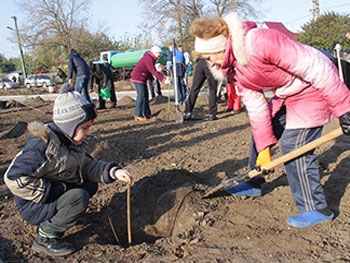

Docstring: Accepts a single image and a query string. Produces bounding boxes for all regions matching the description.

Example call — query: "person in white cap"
[4,83,133,256]
[130,45,170,121]
[190,13,350,228]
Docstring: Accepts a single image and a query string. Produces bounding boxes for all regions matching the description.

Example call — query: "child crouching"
[4,83,133,256]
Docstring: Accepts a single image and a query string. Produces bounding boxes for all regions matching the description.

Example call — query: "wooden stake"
[107,205,121,245]
[127,184,132,245]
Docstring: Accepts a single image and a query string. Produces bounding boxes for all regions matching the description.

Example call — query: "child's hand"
[110,167,133,185]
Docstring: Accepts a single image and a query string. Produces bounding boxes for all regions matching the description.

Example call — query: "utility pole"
[311,0,320,22]
[8,16,27,80]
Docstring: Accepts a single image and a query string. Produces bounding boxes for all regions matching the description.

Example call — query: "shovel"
[203,127,344,198]
[172,39,184,123]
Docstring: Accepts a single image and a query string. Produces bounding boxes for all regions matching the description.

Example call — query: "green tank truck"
[97,47,169,80]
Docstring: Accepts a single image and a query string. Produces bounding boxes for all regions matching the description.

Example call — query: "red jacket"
[130,51,166,84]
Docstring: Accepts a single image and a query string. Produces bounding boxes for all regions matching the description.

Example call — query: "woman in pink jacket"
[190,13,350,228]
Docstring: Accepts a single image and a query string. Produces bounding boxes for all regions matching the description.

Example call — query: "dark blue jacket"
[67,51,90,79]
[4,122,113,225]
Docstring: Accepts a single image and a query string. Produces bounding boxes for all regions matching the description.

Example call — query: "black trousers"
[185,58,218,116]
[39,182,98,237]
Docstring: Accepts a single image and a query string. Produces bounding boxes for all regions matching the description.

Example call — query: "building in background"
[261,21,299,39]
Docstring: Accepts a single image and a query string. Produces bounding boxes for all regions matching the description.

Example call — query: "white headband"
[194,35,227,53]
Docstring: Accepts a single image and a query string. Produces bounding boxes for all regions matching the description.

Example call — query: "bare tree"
[13,0,120,72]
[207,0,262,18]
[139,0,261,49]
[15,0,93,53]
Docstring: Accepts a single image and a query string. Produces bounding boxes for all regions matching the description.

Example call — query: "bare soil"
[0,82,349,263]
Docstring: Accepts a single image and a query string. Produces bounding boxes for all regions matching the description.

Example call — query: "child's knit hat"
[53,83,97,138]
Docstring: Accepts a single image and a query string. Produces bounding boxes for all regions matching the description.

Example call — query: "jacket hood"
[27,121,50,143]
[224,12,250,66]
[70,51,79,57]
[28,121,73,146]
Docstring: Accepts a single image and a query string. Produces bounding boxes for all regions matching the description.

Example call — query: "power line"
[322,3,350,10]
[285,1,350,26]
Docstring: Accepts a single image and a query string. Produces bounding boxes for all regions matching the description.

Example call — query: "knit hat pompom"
[53,85,97,138]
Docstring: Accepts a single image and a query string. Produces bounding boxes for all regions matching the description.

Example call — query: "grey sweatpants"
[39,183,97,237]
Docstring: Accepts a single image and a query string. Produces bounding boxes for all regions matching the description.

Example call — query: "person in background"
[166,42,187,104]
[57,68,67,83]
[190,12,350,228]
[148,63,164,99]
[179,45,191,67]
[89,62,117,109]
[184,57,219,121]
[67,48,92,103]
[131,45,170,121]
[4,84,133,257]
[225,78,242,113]
[179,45,192,88]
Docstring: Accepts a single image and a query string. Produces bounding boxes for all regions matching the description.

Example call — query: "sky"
[0,0,350,59]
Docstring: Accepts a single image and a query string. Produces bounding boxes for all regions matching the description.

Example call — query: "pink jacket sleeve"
[237,86,278,152]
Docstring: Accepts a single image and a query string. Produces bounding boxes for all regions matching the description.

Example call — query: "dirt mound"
[118,95,135,106]
[88,135,130,163]
[151,95,169,104]
[155,104,184,122]
[22,96,48,106]
[115,80,134,91]
[0,100,25,110]
[108,169,206,247]
[0,97,50,111]
[0,121,27,139]
[196,93,209,106]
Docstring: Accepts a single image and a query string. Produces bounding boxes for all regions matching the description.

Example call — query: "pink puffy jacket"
[216,13,350,152]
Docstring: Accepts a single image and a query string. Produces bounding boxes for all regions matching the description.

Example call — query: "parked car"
[25,74,54,88]
[0,78,21,89]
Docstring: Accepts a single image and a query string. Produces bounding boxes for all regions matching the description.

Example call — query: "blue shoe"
[286,210,334,228]
[224,182,262,197]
